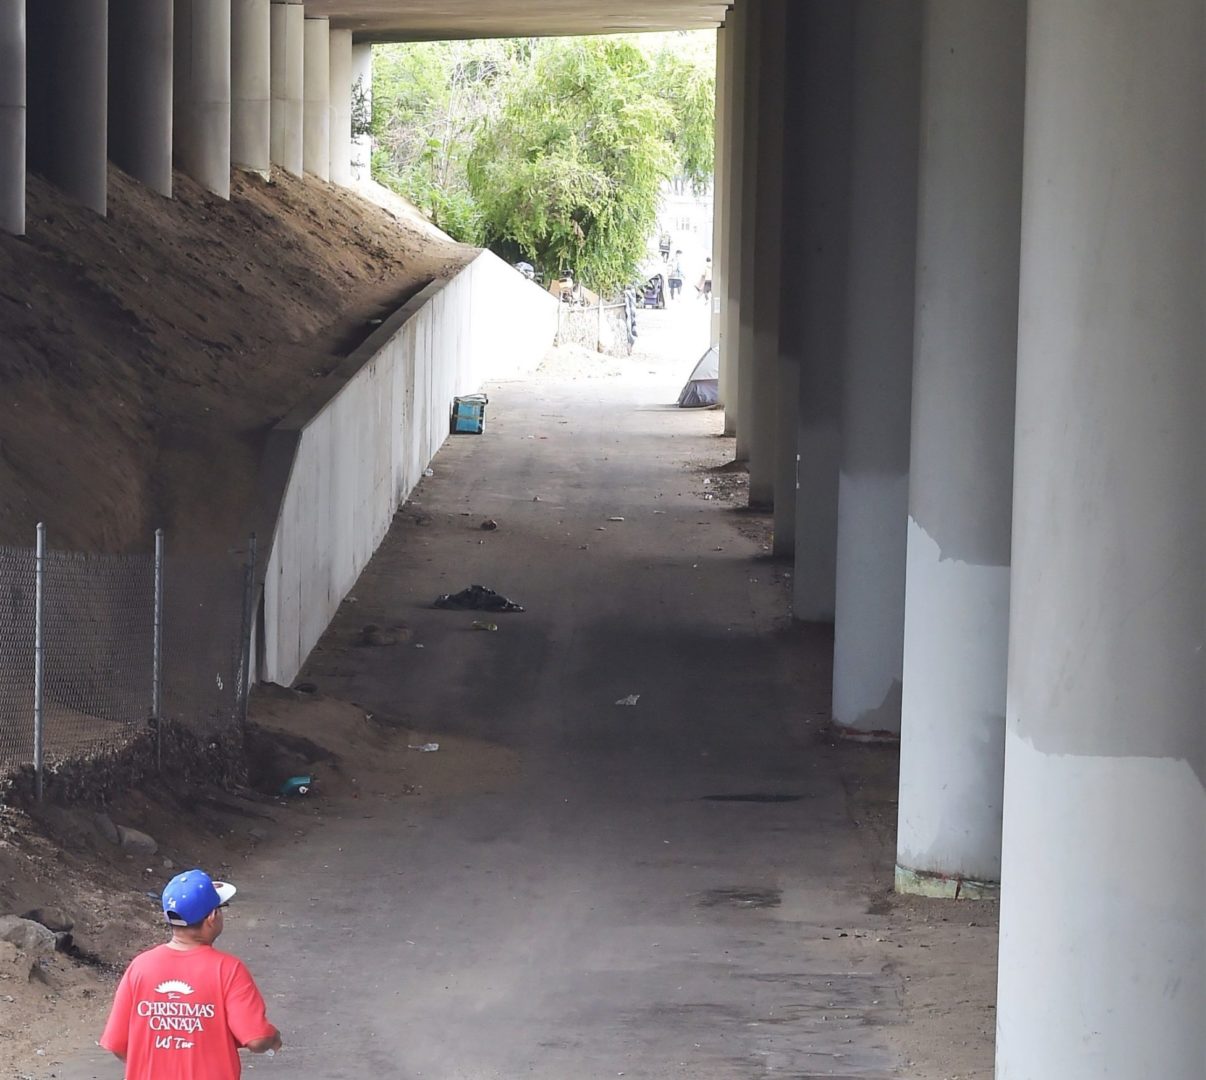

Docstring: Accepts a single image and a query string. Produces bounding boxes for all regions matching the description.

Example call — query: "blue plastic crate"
[452,394,488,434]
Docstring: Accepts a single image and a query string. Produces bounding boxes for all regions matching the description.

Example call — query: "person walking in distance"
[100,869,283,1078]
[668,250,685,300]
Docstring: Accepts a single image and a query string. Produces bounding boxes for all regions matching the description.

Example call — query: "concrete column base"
[0,0,25,235]
[894,865,999,901]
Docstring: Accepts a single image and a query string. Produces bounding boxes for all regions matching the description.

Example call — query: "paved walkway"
[57,308,908,1079]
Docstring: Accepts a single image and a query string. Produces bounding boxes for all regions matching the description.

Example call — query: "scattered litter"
[615,694,641,707]
[595,526,607,532]
[293,682,317,695]
[279,775,312,797]
[480,519,499,531]
[434,585,525,612]
[532,495,541,501]
[607,516,626,522]
[423,467,434,477]
[472,620,499,632]
[408,743,440,753]
[358,624,410,647]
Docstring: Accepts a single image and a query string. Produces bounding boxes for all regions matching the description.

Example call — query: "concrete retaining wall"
[258,249,557,685]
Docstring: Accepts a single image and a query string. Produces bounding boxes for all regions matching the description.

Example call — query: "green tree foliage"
[371,33,715,293]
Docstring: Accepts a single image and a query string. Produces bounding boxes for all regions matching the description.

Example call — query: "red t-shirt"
[100,943,275,1080]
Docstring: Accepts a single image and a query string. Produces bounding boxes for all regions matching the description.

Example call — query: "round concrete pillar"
[747,0,786,513]
[830,0,921,736]
[894,0,1026,897]
[717,5,744,438]
[708,25,727,363]
[350,41,372,181]
[733,0,761,465]
[328,28,352,186]
[270,1,304,176]
[302,16,330,180]
[109,0,173,197]
[0,0,25,234]
[173,0,231,199]
[996,0,1204,1075]
[782,0,854,621]
[232,0,271,177]
[26,0,109,216]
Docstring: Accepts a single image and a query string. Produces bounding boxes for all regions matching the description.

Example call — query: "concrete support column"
[270,1,304,176]
[328,28,352,186]
[782,1,854,620]
[746,0,787,512]
[26,0,109,216]
[830,0,921,737]
[708,26,726,360]
[173,0,231,199]
[350,41,372,181]
[895,0,1026,897]
[232,0,271,177]
[996,1,1204,1074]
[717,7,744,434]
[0,0,25,234]
[109,0,173,197]
[733,0,762,464]
[302,16,330,180]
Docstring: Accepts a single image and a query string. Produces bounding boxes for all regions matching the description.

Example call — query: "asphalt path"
[56,304,904,1079]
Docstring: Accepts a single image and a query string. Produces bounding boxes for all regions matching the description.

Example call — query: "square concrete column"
[830,0,922,738]
[109,0,174,197]
[0,0,25,234]
[781,0,855,620]
[996,0,1204,1075]
[894,0,1025,899]
[328,28,352,186]
[270,1,304,176]
[232,0,271,177]
[174,0,231,199]
[26,0,109,216]
[302,16,330,180]
[719,1,748,444]
[350,41,372,182]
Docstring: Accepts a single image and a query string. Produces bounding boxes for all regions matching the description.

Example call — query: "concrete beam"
[781,0,855,621]
[232,0,271,177]
[303,16,330,180]
[0,0,25,234]
[270,1,304,176]
[996,0,1204,1073]
[109,0,173,197]
[174,0,232,199]
[27,0,109,216]
[830,0,922,738]
[328,28,352,185]
[895,0,1025,897]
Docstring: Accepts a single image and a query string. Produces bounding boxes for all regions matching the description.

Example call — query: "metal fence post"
[555,295,563,344]
[238,534,257,725]
[597,297,604,352]
[153,528,164,771]
[33,523,45,802]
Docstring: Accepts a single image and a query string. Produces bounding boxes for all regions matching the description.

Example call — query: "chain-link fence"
[555,297,637,357]
[0,527,254,795]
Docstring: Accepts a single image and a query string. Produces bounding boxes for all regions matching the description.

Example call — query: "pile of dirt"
[0,165,474,556]
[0,688,516,1075]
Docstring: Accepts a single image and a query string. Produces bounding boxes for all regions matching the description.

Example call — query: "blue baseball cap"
[162,869,237,926]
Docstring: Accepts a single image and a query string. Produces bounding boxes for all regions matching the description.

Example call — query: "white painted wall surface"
[260,251,558,685]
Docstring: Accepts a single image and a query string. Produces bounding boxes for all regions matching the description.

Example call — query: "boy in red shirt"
[101,869,283,1079]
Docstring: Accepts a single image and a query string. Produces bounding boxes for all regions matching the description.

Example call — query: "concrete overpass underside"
[0,1,1201,1078]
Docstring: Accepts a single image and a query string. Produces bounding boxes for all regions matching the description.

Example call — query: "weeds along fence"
[0,525,255,798]
[554,297,637,357]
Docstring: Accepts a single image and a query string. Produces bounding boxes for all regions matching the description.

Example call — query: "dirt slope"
[0,166,473,555]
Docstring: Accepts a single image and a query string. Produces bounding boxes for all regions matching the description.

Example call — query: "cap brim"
[213,881,237,906]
